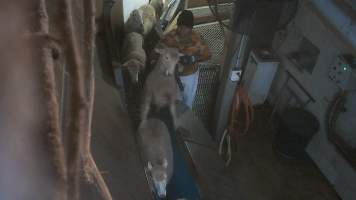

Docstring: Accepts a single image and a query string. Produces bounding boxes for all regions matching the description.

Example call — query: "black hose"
[326,91,347,139]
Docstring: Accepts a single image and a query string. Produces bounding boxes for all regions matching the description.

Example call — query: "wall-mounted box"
[243,49,280,105]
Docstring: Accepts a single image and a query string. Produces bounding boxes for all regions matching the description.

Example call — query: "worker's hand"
[177,62,184,72]
[180,54,196,66]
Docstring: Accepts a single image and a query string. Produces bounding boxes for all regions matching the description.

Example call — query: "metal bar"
[212,33,249,141]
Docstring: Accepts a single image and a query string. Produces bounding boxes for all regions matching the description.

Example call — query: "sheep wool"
[149,0,164,16]
[122,32,146,82]
[138,4,157,36]
[124,9,144,34]
[138,118,173,198]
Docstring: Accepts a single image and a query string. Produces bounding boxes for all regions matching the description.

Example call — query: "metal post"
[212,34,250,141]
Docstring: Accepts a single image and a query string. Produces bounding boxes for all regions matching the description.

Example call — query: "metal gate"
[192,21,226,130]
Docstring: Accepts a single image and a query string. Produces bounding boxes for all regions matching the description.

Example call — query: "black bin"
[273,108,320,159]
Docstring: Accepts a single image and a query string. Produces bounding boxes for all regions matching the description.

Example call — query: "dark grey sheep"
[138,118,173,198]
[124,9,144,34]
[138,4,157,36]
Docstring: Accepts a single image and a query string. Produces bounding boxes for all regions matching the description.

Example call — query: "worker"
[162,10,211,108]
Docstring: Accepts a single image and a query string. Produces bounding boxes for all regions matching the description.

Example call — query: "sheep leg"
[169,101,178,130]
[141,93,152,122]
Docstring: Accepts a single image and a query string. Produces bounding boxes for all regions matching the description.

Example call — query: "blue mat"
[150,108,200,200]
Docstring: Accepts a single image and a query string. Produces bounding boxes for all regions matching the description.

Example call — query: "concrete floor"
[180,106,341,200]
[86,36,341,200]
[225,108,341,200]
[80,37,152,200]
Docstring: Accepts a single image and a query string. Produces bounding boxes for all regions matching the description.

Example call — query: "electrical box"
[242,49,280,105]
[329,54,356,91]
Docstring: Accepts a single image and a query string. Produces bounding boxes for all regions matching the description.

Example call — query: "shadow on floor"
[224,107,341,200]
[95,34,116,86]
[80,36,152,200]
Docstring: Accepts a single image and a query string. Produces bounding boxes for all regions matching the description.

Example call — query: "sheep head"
[155,47,183,76]
[147,159,169,198]
[125,9,144,34]
[122,59,145,83]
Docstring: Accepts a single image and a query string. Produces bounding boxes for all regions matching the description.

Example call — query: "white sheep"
[138,4,157,36]
[141,47,183,128]
[149,0,170,17]
[125,1,170,35]
[138,118,173,198]
[122,32,146,83]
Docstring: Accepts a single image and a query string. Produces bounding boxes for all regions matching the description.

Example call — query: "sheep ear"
[138,9,143,19]
[154,48,164,54]
[122,62,129,68]
[163,159,168,168]
[138,61,145,69]
[148,162,153,170]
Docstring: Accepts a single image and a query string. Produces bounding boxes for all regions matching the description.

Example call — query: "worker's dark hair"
[177,10,194,28]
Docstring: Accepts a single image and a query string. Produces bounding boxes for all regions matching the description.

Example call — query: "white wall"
[123,0,149,22]
[269,2,356,200]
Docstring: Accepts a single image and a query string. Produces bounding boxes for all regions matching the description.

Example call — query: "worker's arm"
[162,31,179,48]
[196,39,211,62]
[183,32,211,63]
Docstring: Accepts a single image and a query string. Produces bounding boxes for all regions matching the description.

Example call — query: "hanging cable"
[326,91,347,140]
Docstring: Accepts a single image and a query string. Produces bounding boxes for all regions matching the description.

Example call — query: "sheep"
[141,47,183,128]
[124,3,158,36]
[138,4,157,36]
[124,9,144,34]
[122,32,146,83]
[149,0,169,17]
[124,1,169,35]
[138,118,173,198]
